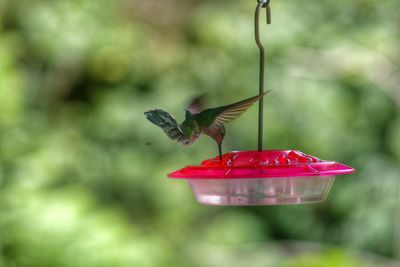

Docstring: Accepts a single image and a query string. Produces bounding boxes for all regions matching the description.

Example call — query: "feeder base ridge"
[197,195,328,206]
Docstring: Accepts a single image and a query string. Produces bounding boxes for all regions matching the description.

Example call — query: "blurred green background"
[1,0,400,266]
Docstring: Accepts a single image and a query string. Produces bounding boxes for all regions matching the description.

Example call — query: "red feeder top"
[168,150,355,179]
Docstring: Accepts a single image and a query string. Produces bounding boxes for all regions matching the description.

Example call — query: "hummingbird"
[144,92,269,159]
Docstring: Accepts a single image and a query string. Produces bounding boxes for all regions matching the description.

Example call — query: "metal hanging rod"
[255,0,271,151]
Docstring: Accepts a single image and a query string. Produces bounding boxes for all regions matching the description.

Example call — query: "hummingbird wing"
[197,91,271,128]
[144,109,185,142]
[186,94,206,116]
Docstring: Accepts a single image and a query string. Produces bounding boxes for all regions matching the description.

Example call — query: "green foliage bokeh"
[0,0,399,266]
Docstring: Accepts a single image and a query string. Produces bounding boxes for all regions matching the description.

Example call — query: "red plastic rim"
[168,150,355,179]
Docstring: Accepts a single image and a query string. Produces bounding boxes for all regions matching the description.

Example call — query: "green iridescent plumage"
[144,92,270,159]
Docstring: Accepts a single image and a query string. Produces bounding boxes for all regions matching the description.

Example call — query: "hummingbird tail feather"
[144,109,185,142]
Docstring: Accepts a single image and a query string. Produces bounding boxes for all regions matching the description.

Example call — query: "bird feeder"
[169,150,354,205]
[167,0,355,205]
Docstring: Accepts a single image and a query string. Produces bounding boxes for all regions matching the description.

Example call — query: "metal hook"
[255,0,271,151]
[257,0,272,24]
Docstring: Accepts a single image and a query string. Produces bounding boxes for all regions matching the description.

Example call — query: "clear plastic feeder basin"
[168,150,355,206]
